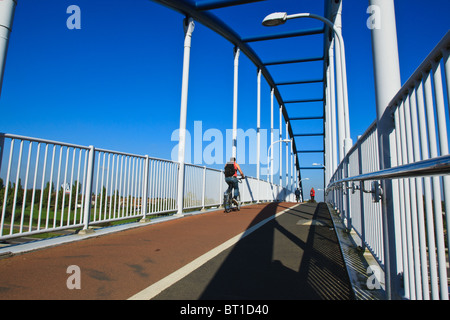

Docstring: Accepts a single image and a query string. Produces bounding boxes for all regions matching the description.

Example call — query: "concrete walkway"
[0,202,354,300]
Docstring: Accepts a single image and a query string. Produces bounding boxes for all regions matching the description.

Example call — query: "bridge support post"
[0,0,16,98]
[140,155,150,222]
[256,68,261,203]
[232,47,240,159]
[80,145,96,234]
[176,17,195,217]
[369,0,403,300]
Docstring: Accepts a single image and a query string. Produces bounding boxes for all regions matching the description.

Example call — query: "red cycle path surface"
[0,202,296,300]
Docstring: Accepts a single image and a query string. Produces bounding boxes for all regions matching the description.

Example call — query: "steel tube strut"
[0,0,16,98]
[176,17,195,216]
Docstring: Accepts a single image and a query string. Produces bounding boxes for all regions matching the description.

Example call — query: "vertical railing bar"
[45,145,56,230]
[82,146,95,231]
[37,144,48,231]
[111,154,121,219]
[1,138,14,236]
[10,140,24,235]
[162,161,167,211]
[93,151,101,222]
[108,154,115,220]
[0,139,15,236]
[432,60,450,255]
[190,166,195,208]
[133,157,138,216]
[170,162,175,210]
[168,162,173,211]
[19,141,33,233]
[400,97,416,300]
[164,162,171,211]
[155,160,160,213]
[129,157,135,216]
[73,148,81,225]
[404,94,423,299]
[121,156,126,217]
[167,162,173,211]
[409,85,431,300]
[149,159,155,213]
[129,157,134,216]
[121,155,127,217]
[163,161,168,211]
[60,147,70,227]
[67,148,76,226]
[131,157,136,216]
[80,149,88,225]
[161,161,166,213]
[139,157,144,215]
[171,162,177,211]
[394,104,410,298]
[29,142,41,232]
[117,155,124,219]
[416,78,439,299]
[125,156,130,217]
[124,155,129,216]
[423,70,448,300]
[140,156,147,219]
[53,146,63,229]
[183,165,188,209]
[104,153,111,221]
[98,152,105,221]
[164,162,169,212]
[125,155,130,217]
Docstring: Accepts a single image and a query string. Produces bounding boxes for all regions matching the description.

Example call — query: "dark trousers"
[225,176,239,199]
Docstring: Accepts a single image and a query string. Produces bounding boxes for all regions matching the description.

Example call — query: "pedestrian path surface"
[0,202,354,300]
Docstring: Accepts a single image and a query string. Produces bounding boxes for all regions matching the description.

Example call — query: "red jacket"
[310,188,315,197]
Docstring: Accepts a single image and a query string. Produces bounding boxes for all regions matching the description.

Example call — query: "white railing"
[0,133,293,241]
[327,31,450,300]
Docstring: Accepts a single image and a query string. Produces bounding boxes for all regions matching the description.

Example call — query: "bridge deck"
[0,202,354,300]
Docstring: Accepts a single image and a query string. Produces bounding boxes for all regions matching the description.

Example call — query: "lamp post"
[262,12,352,159]
[267,139,291,184]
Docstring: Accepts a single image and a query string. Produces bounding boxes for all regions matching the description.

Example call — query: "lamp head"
[262,12,287,26]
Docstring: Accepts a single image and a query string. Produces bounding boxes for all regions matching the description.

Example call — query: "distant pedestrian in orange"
[310,187,315,202]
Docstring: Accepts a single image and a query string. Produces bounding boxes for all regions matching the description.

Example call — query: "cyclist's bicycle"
[223,177,243,213]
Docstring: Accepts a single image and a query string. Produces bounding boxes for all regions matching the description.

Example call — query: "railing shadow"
[196,202,355,300]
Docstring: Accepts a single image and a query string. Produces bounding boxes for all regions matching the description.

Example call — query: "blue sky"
[1,0,449,201]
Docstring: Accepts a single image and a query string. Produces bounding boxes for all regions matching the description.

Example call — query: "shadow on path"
[154,202,355,300]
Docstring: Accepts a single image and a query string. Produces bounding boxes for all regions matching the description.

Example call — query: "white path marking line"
[128,204,298,300]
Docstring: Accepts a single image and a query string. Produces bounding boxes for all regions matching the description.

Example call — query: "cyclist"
[224,157,245,205]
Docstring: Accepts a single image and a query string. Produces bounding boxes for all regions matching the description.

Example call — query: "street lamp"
[262,12,352,158]
[267,139,291,183]
[312,163,325,168]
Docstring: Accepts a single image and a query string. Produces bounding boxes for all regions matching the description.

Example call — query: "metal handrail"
[327,154,450,188]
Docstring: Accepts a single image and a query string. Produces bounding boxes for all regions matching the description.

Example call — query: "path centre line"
[128,203,300,300]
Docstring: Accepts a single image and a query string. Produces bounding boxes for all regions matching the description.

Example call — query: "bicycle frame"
[223,177,243,213]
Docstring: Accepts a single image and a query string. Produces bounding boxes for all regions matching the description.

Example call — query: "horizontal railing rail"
[326,31,450,300]
[328,154,450,185]
[0,133,294,241]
